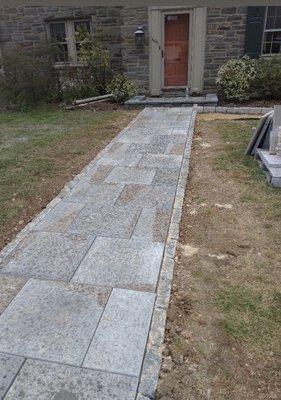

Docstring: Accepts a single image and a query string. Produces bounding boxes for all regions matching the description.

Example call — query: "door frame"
[149,6,206,96]
[161,10,192,90]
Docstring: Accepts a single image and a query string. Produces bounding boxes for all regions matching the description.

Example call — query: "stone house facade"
[0,5,277,95]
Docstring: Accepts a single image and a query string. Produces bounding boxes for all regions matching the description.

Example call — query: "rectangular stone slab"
[33,201,85,233]
[72,237,164,291]
[116,184,176,210]
[0,353,24,400]
[0,279,109,365]
[83,288,155,376]
[132,208,171,243]
[139,154,182,170]
[65,182,124,206]
[4,359,138,400]
[0,231,94,281]
[0,276,27,314]
[105,166,156,185]
[97,151,143,167]
[67,205,141,238]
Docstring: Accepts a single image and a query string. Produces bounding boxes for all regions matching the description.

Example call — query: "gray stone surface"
[133,208,171,243]
[139,154,182,170]
[127,142,167,154]
[4,359,138,400]
[72,237,164,290]
[67,205,141,238]
[0,279,109,365]
[83,288,155,376]
[0,353,24,400]
[65,182,124,206]
[85,165,113,184]
[119,132,151,144]
[105,166,156,185]
[152,169,180,187]
[0,276,27,314]
[117,184,176,210]
[34,201,85,233]
[0,231,94,281]
[97,151,143,167]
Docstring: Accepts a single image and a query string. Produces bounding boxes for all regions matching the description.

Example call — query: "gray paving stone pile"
[0,107,193,399]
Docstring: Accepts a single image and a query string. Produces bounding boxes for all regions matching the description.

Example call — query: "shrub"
[255,56,281,100]
[58,66,99,103]
[106,74,137,103]
[216,56,258,101]
[0,42,60,110]
[216,55,281,102]
[77,31,113,95]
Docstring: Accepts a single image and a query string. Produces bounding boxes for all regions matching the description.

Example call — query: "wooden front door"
[164,13,189,87]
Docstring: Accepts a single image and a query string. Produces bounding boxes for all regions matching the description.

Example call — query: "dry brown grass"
[157,114,281,400]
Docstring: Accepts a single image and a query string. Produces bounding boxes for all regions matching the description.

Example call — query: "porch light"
[134,26,145,47]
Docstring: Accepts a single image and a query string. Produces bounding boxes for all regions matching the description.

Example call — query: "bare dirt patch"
[157,114,281,400]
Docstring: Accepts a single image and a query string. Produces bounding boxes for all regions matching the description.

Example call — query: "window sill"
[54,62,88,69]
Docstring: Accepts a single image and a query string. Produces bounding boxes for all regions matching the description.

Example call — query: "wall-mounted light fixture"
[134,26,145,47]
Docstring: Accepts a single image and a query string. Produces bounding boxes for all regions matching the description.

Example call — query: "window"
[47,19,91,64]
[262,6,281,55]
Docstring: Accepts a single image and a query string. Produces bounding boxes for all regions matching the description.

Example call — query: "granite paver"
[105,166,156,185]
[72,237,164,290]
[0,353,24,400]
[116,184,176,210]
[0,231,94,281]
[67,204,141,238]
[0,107,193,398]
[0,279,110,365]
[83,288,155,376]
[4,359,138,400]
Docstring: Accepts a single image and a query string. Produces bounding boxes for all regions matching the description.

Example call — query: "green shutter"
[244,6,266,58]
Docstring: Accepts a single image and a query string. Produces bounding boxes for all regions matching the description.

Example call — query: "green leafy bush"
[216,55,281,102]
[77,31,113,95]
[216,56,258,101]
[106,74,137,103]
[254,57,281,100]
[0,42,60,110]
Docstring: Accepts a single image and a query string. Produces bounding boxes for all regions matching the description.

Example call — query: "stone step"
[125,93,218,107]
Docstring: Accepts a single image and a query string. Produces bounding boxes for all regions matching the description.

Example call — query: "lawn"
[157,114,281,400]
[0,105,137,250]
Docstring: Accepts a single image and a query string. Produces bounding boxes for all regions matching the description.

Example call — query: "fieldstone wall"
[0,5,123,72]
[120,7,149,94]
[203,6,247,91]
[0,5,249,94]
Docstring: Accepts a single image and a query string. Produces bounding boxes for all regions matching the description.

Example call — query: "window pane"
[267,7,276,17]
[265,32,274,42]
[275,16,281,29]
[55,44,69,62]
[74,20,91,34]
[263,42,272,54]
[49,22,66,42]
[277,7,281,16]
[271,42,281,53]
[266,17,275,29]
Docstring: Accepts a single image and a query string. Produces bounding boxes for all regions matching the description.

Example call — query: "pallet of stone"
[245,110,273,156]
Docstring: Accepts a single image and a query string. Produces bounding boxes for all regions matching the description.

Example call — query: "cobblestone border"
[136,105,197,400]
[197,105,273,115]
[0,109,148,263]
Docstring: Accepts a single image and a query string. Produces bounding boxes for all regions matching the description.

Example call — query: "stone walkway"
[0,107,194,399]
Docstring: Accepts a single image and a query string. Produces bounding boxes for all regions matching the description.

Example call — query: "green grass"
[0,106,136,248]
[210,118,281,349]
[213,119,281,220]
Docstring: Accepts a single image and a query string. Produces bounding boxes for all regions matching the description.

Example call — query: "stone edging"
[0,109,148,263]
[137,105,197,400]
[197,105,273,115]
